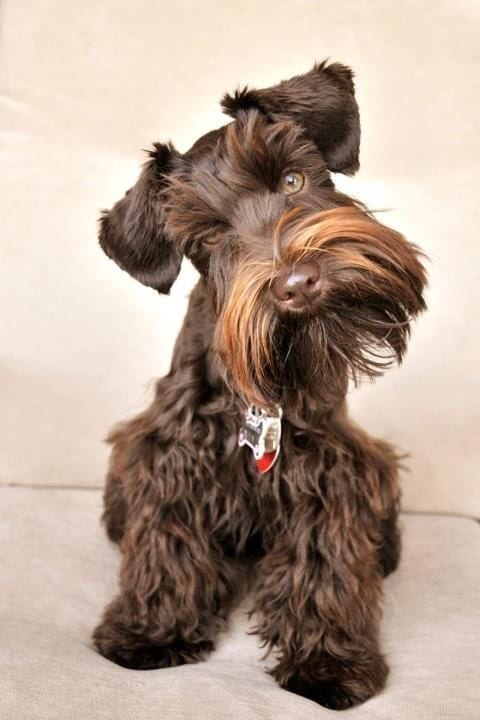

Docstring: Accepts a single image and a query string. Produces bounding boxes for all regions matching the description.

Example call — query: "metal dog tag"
[238,405,282,473]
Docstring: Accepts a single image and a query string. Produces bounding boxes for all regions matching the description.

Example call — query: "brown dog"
[93,62,427,709]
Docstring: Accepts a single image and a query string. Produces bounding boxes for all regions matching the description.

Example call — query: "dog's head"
[99,62,427,410]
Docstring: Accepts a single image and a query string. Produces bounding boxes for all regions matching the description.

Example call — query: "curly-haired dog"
[93,62,427,709]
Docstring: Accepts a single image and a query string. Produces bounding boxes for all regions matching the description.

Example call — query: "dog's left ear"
[221,61,360,175]
[99,143,183,294]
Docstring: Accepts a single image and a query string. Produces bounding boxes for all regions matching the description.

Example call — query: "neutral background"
[1,0,479,516]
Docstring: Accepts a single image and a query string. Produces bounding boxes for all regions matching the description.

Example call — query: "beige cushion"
[1,2,479,514]
[1,486,479,719]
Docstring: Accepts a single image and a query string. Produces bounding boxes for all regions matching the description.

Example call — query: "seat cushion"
[1,486,479,719]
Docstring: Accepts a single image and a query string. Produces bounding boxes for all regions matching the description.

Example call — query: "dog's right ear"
[99,142,182,294]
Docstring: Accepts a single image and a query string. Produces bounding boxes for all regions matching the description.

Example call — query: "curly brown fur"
[93,61,427,709]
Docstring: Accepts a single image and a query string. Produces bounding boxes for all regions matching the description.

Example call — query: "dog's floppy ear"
[99,142,182,294]
[221,61,360,175]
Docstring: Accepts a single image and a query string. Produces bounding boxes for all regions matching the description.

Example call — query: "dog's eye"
[281,171,305,195]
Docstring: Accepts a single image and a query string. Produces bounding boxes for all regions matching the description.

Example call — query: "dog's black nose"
[270,261,321,309]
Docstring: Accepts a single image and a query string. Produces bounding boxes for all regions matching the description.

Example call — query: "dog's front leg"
[93,474,239,669]
[253,494,387,709]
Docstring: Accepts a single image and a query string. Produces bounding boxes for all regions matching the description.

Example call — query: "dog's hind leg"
[102,472,128,544]
[378,502,402,577]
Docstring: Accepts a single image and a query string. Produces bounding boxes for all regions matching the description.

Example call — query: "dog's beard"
[214,206,427,410]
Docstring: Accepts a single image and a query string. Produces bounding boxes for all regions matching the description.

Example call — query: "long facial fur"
[215,205,427,410]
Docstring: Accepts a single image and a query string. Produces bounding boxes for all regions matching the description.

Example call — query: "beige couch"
[1,1,479,718]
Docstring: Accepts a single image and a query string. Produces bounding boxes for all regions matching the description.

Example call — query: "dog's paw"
[93,611,215,670]
[284,676,359,709]
[282,653,387,709]
[95,637,214,670]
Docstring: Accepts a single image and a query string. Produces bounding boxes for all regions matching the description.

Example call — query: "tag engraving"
[238,405,282,473]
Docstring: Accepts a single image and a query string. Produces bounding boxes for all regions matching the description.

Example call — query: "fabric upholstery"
[0,0,479,516]
[1,486,479,719]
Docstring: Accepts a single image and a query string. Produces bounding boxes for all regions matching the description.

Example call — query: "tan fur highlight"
[216,206,426,407]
